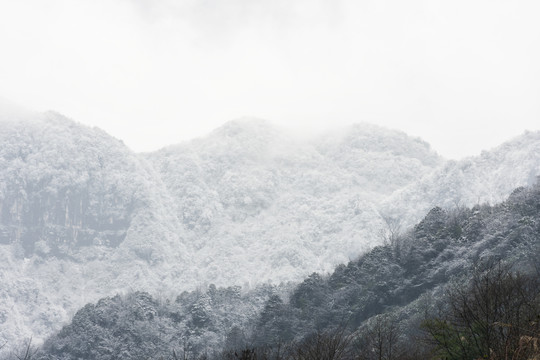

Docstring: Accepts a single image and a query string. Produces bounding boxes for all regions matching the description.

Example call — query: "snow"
[1,113,539,354]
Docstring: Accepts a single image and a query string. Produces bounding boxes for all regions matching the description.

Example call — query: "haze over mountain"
[1,112,539,352]
[146,118,442,285]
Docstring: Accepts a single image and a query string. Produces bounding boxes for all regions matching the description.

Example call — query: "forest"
[3,181,539,359]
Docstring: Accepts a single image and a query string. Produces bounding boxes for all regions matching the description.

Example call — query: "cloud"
[0,0,539,158]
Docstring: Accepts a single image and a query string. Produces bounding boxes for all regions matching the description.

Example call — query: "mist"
[1,0,539,158]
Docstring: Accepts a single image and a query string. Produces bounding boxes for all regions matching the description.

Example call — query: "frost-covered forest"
[13,179,540,359]
[1,112,540,357]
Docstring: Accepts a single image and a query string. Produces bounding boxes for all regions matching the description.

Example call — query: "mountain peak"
[209,117,283,140]
[314,122,442,168]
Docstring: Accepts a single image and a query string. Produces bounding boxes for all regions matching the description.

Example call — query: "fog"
[1,0,539,158]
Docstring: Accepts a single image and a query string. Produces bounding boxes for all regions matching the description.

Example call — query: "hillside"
[381,130,540,227]
[0,113,188,349]
[32,181,540,359]
[0,115,443,351]
[1,113,540,354]
[145,119,443,285]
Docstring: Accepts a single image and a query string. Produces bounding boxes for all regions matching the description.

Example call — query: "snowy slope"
[145,119,443,285]
[2,113,540,353]
[0,113,189,349]
[34,181,540,359]
[380,130,540,227]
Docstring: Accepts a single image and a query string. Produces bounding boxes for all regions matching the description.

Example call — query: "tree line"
[3,182,540,360]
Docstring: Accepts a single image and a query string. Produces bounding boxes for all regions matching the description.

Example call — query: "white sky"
[1,0,539,159]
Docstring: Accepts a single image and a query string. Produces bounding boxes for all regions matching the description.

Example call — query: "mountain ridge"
[1,112,540,354]
[381,129,540,227]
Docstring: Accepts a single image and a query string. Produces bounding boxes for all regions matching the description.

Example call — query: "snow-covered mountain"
[0,113,189,349]
[33,181,540,359]
[381,130,540,227]
[145,119,443,285]
[1,112,539,352]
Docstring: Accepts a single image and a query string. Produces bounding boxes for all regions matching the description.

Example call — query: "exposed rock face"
[0,113,146,257]
[0,113,186,351]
